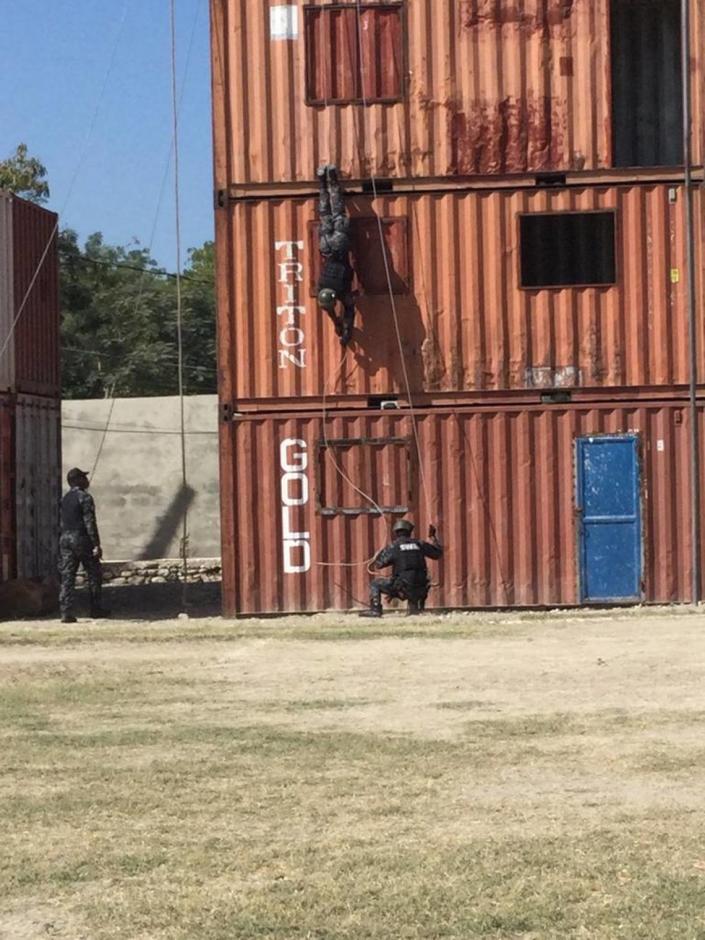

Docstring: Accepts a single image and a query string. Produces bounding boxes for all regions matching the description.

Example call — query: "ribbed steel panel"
[211,0,705,187]
[219,400,701,615]
[14,395,60,581]
[11,197,60,397]
[0,394,14,583]
[217,183,703,405]
[0,196,14,392]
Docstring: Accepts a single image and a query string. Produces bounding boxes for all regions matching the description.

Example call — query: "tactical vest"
[393,540,428,588]
[61,490,87,535]
[318,258,353,297]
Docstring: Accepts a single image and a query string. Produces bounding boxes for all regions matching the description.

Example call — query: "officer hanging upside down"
[360,519,443,618]
[316,163,356,347]
[59,467,109,623]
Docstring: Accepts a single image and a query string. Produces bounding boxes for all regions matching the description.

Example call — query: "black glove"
[428,525,437,539]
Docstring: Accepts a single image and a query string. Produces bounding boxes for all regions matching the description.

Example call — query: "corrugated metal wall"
[0,394,60,586]
[14,395,60,581]
[0,196,15,392]
[11,198,60,398]
[219,401,700,615]
[218,183,702,405]
[0,394,15,582]
[211,0,705,187]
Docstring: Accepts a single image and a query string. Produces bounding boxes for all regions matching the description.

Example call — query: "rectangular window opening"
[305,4,404,105]
[316,437,412,515]
[520,212,617,290]
[611,0,683,167]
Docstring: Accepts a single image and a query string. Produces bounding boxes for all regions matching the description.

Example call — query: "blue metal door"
[576,435,643,603]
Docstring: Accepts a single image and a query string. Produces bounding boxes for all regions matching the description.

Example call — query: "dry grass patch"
[2,616,705,937]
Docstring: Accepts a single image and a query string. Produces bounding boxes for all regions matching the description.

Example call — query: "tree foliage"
[0,144,50,204]
[60,232,216,399]
[1,144,216,399]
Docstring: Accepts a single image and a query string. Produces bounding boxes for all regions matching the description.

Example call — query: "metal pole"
[683,0,701,603]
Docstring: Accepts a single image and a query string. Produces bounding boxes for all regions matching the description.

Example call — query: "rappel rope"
[351,0,433,523]
[91,0,203,482]
[170,0,190,610]
[0,0,130,381]
[315,3,437,572]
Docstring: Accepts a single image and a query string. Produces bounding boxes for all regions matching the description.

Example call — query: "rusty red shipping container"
[0,193,60,398]
[216,182,703,406]
[219,400,704,615]
[0,393,61,586]
[211,0,705,188]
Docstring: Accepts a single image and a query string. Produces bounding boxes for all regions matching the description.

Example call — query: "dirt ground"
[3,604,705,938]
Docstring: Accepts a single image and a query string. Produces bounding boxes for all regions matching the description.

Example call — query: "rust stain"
[459,0,575,30]
[450,96,565,175]
[421,333,446,390]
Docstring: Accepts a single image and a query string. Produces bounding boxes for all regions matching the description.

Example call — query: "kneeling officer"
[360,519,443,618]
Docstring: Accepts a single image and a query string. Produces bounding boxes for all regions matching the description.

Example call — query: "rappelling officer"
[360,519,443,617]
[316,163,356,346]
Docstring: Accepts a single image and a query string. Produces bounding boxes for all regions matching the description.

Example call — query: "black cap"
[393,519,414,535]
[67,467,90,486]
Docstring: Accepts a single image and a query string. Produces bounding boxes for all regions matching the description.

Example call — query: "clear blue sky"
[0,0,213,270]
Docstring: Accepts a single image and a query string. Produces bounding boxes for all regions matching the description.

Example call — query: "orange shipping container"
[210,0,705,188]
[216,182,703,407]
[219,400,701,615]
[0,193,60,398]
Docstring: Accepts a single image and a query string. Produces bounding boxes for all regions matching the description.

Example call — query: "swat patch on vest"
[400,543,421,551]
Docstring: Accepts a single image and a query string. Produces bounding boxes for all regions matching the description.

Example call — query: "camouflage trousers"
[59,532,102,617]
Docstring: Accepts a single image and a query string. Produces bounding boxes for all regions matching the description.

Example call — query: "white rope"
[0,1,130,372]
[90,0,204,481]
[170,0,190,608]
[353,0,434,526]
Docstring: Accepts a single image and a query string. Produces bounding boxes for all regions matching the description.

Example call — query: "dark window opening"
[611,0,683,167]
[520,212,617,289]
[305,4,404,105]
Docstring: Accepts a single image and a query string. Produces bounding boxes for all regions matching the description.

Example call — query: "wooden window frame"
[304,2,406,106]
[316,436,413,516]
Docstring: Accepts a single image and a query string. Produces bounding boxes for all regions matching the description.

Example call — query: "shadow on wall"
[347,200,427,395]
[137,483,196,561]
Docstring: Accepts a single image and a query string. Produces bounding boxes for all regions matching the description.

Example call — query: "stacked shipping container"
[0,193,61,585]
[211,0,705,614]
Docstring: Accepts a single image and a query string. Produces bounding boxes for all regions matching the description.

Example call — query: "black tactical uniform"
[317,164,356,345]
[59,468,105,622]
[361,520,443,617]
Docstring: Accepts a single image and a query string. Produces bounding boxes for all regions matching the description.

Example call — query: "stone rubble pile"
[75,559,222,587]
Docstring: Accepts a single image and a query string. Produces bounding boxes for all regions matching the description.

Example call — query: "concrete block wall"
[62,396,220,562]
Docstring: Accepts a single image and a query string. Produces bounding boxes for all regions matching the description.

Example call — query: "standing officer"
[316,163,356,346]
[59,468,108,623]
[360,519,443,618]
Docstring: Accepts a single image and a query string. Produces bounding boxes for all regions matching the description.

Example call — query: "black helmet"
[393,519,414,536]
[317,287,337,312]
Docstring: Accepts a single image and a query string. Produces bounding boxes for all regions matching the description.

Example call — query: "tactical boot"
[407,599,423,616]
[359,606,382,618]
[61,615,77,624]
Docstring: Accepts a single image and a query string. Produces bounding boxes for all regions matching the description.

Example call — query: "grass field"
[2,608,705,939]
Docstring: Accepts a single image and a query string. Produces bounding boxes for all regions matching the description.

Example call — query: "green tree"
[60,232,216,399]
[0,143,49,204]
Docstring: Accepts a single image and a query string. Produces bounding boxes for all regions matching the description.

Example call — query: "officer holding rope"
[360,519,443,618]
